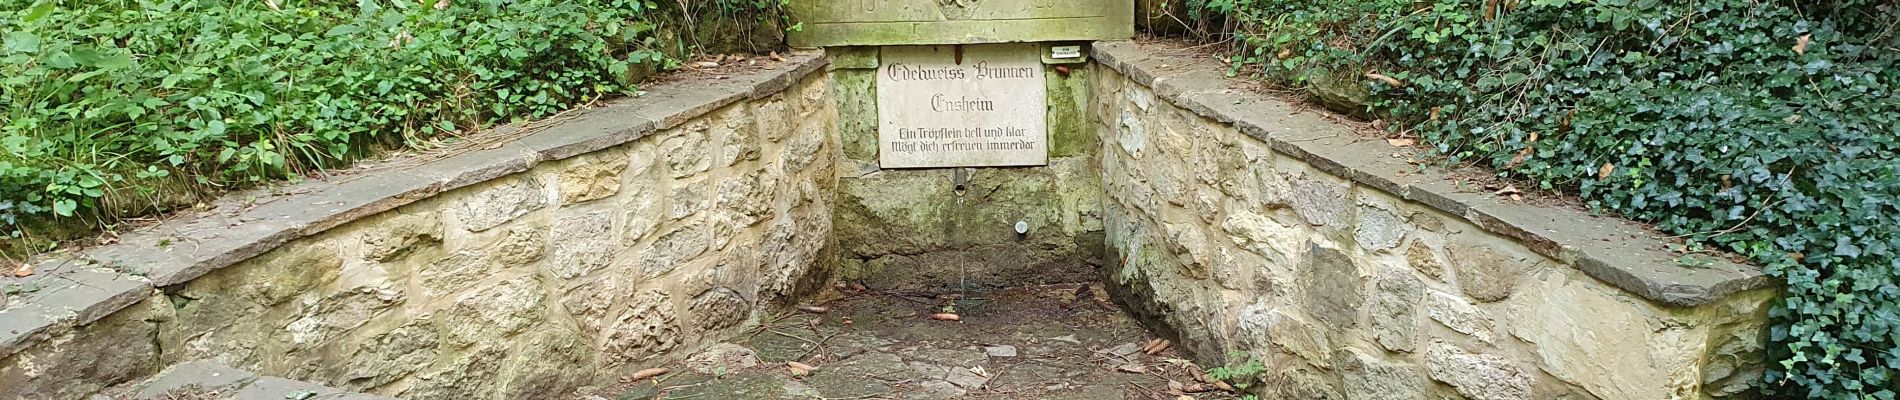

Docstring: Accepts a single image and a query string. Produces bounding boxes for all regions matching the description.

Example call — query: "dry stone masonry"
[0,52,835,399]
[1090,41,1777,400]
[0,40,1780,400]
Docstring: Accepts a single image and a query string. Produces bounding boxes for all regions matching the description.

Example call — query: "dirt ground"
[584,284,1250,400]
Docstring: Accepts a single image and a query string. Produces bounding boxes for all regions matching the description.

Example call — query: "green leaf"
[3,31,40,53]
[52,199,75,216]
[71,47,134,69]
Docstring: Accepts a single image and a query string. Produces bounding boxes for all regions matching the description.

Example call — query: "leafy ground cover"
[0,0,786,256]
[1154,0,1897,397]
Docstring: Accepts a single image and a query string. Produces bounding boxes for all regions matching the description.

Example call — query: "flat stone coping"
[1091,41,1772,308]
[127,361,396,399]
[0,51,830,360]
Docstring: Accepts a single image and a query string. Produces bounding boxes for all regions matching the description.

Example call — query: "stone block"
[1426,290,1495,344]
[362,212,443,262]
[661,122,713,178]
[645,222,709,279]
[558,151,629,205]
[454,175,547,232]
[601,290,679,367]
[1449,242,1529,303]
[1298,243,1362,329]
[1369,263,1423,353]
[437,279,542,347]
[547,211,615,279]
[1338,348,1428,400]
[1423,340,1533,400]
[497,328,592,399]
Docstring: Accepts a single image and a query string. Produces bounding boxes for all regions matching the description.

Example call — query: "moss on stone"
[1047,65,1096,159]
[832,69,879,162]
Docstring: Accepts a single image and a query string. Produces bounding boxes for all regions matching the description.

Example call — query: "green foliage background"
[1168,0,1897,397]
[0,0,786,254]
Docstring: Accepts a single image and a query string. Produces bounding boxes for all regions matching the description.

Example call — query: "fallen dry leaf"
[629,368,668,382]
[929,313,961,321]
[1794,34,1811,55]
[1115,363,1148,374]
[1598,163,1615,180]
[691,61,720,69]
[1366,72,1405,87]
[11,262,30,278]
[787,361,815,376]
[1145,339,1172,355]
[1386,138,1416,147]
[1276,48,1293,60]
[1495,184,1522,196]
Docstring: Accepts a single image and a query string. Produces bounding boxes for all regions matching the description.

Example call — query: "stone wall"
[1088,42,1778,400]
[828,45,1107,292]
[0,54,834,400]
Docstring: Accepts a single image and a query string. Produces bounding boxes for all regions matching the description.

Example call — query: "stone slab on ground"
[122,360,397,400]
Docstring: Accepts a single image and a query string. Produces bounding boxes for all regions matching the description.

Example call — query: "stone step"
[118,361,396,400]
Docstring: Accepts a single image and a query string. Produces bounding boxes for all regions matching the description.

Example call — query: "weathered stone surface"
[718,110,762,168]
[1426,291,1494,343]
[601,290,679,366]
[229,375,396,400]
[1369,263,1422,353]
[1221,210,1299,264]
[1508,270,1697,400]
[1265,365,1343,400]
[403,346,505,399]
[559,151,629,204]
[669,185,708,221]
[363,212,443,261]
[456,175,547,231]
[420,251,492,299]
[1354,203,1409,251]
[662,122,713,178]
[689,287,751,333]
[341,319,438,390]
[645,222,709,278]
[560,277,620,336]
[621,173,664,244]
[438,278,543,347]
[1424,341,1533,400]
[547,211,615,279]
[1292,178,1349,227]
[0,305,159,399]
[1116,110,1149,160]
[285,286,404,347]
[1449,243,1528,303]
[131,361,257,398]
[1338,348,1427,400]
[1161,222,1210,279]
[1236,303,1331,368]
[716,172,772,228]
[1405,242,1445,281]
[1298,243,1362,328]
[211,243,342,306]
[685,343,761,374]
[496,225,547,268]
[497,328,592,399]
